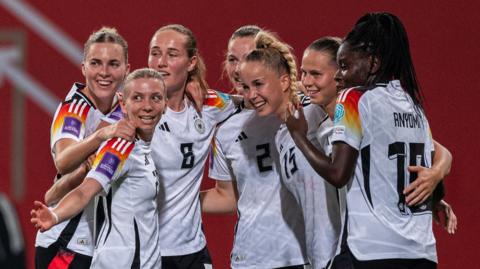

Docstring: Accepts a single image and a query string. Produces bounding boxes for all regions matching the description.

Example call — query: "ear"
[81,62,86,77]
[369,56,380,75]
[279,73,291,93]
[187,55,198,72]
[125,63,131,78]
[117,92,128,116]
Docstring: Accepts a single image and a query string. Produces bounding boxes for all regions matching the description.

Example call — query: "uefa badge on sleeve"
[334,104,345,124]
[194,117,205,134]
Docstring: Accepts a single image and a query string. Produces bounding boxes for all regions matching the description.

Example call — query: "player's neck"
[137,129,153,142]
[323,100,336,120]
[81,87,113,114]
[166,89,186,112]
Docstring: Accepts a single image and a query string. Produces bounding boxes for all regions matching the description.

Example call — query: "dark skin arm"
[286,105,358,188]
[287,104,446,202]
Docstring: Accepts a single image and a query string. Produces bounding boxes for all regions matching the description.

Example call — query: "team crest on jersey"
[96,152,120,179]
[62,116,81,137]
[333,104,345,123]
[194,117,205,134]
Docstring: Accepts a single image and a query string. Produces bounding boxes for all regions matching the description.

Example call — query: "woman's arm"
[200,180,237,214]
[31,178,102,232]
[433,199,457,235]
[45,154,95,205]
[404,140,452,206]
[54,119,135,175]
[286,105,358,188]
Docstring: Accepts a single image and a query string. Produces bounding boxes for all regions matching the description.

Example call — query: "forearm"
[52,178,100,223]
[291,132,356,188]
[54,130,104,174]
[45,164,88,206]
[432,140,452,180]
[200,181,237,214]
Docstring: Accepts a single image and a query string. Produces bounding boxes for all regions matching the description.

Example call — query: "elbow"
[445,151,453,176]
[54,158,70,175]
[328,171,351,188]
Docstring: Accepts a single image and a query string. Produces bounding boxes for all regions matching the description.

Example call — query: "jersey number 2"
[256,143,273,172]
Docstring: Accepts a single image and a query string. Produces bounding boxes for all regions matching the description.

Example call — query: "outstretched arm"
[31,178,102,232]
[404,140,452,206]
[45,154,95,206]
[200,180,237,214]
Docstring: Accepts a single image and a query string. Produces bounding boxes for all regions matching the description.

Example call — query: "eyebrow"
[166,48,180,52]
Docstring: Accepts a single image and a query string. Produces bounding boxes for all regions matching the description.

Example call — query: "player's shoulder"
[337,86,370,104]
[57,85,96,118]
[101,137,135,157]
[203,89,231,108]
[217,101,246,127]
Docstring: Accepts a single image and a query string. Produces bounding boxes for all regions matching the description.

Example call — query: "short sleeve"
[331,88,364,150]
[50,99,92,151]
[208,135,232,181]
[202,90,235,123]
[87,138,135,194]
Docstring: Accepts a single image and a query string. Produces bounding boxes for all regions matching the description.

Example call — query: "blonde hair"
[84,27,128,63]
[123,68,165,97]
[245,31,299,104]
[153,24,208,95]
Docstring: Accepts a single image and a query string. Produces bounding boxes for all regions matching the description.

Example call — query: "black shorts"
[162,246,212,269]
[330,246,436,269]
[35,244,91,269]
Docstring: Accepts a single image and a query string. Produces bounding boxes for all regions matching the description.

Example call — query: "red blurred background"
[0,1,478,268]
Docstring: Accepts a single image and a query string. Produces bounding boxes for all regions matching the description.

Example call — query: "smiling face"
[335,42,372,90]
[239,60,290,118]
[225,36,256,95]
[301,49,338,107]
[120,77,166,141]
[82,42,129,112]
[148,30,197,95]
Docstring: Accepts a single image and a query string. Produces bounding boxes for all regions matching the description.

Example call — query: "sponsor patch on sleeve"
[95,152,121,179]
[62,116,82,137]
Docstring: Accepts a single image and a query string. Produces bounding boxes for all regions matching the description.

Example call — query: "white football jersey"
[151,90,234,256]
[36,83,105,256]
[88,137,161,269]
[209,104,307,269]
[275,104,342,269]
[315,115,348,260]
[331,80,436,262]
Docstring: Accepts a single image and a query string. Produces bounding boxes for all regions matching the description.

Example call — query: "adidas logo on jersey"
[77,238,90,246]
[235,131,248,142]
[158,122,170,132]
